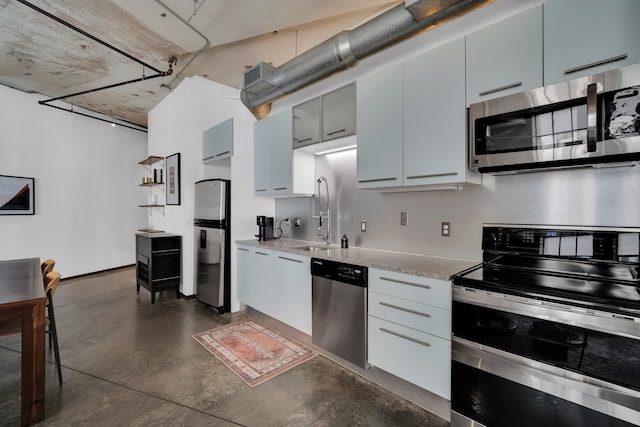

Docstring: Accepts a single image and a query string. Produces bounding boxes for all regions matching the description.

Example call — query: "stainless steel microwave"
[469,63,640,173]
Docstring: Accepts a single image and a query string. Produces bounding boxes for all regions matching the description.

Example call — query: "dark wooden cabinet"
[135,232,181,304]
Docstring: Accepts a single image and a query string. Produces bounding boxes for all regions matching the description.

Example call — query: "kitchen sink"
[291,244,331,252]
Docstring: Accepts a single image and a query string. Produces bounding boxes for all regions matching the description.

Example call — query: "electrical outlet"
[401,212,408,226]
[441,222,450,237]
[361,220,367,232]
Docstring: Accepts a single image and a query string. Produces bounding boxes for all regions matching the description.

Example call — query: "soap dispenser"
[341,234,349,248]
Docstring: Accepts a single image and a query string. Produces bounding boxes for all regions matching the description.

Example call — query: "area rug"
[192,318,317,387]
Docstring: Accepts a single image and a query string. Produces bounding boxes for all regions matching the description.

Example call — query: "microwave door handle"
[586,83,598,152]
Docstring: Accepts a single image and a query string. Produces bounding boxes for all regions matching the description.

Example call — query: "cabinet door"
[236,246,252,304]
[356,63,404,189]
[250,248,274,316]
[273,252,311,335]
[466,6,542,105]
[269,110,295,195]
[253,117,273,195]
[403,38,468,186]
[237,246,273,315]
[322,83,356,141]
[368,315,451,399]
[544,0,640,85]
[293,98,321,148]
[203,119,233,163]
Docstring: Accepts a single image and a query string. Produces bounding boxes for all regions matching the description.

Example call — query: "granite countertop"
[236,238,479,281]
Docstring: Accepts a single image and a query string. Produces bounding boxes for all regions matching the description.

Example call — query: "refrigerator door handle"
[199,229,207,249]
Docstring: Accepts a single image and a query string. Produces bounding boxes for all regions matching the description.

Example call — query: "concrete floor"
[0,266,449,427]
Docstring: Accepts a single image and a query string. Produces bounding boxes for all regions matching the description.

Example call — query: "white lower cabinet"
[273,251,311,335]
[367,268,452,399]
[237,245,311,334]
[236,245,274,316]
[368,316,451,399]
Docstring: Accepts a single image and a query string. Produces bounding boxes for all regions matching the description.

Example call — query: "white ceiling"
[0,0,400,127]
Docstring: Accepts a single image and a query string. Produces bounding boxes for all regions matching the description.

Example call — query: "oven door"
[451,285,640,427]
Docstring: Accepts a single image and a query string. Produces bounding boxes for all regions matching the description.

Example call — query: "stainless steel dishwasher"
[311,257,368,368]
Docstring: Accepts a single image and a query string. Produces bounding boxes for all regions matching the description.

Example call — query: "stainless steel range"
[451,224,640,427]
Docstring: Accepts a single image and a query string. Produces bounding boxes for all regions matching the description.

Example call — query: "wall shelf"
[138,156,165,230]
[138,156,164,166]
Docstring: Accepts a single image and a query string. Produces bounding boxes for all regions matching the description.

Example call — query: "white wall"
[0,85,147,277]
[148,76,273,304]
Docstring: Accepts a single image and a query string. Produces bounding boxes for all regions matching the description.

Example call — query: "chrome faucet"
[313,176,331,245]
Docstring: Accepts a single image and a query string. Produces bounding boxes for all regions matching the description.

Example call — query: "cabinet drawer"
[369,291,451,339]
[368,316,451,399]
[369,269,451,310]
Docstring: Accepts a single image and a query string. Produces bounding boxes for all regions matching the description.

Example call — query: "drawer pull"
[326,128,346,136]
[215,150,230,157]
[256,251,270,256]
[278,256,303,263]
[478,81,522,96]
[380,327,431,347]
[273,187,288,191]
[564,54,628,75]
[380,301,431,318]
[358,177,398,184]
[406,172,457,180]
[255,188,268,192]
[380,276,431,289]
[238,248,250,252]
[296,138,313,144]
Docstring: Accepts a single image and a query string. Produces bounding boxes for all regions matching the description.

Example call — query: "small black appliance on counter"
[256,216,274,241]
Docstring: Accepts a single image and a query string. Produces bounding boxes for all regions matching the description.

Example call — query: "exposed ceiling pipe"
[241,0,492,120]
[15,0,174,128]
[15,0,164,74]
[153,0,211,90]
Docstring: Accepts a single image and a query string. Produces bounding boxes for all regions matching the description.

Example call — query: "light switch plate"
[401,212,408,226]
[361,220,367,232]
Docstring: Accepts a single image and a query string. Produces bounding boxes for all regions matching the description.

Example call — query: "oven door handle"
[503,293,533,304]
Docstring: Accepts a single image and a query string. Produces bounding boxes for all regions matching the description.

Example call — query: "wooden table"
[0,258,46,426]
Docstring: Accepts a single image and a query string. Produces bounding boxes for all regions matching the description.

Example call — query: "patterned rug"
[192,318,317,387]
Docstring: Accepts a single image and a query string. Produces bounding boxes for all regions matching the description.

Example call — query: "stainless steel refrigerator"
[194,179,230,313]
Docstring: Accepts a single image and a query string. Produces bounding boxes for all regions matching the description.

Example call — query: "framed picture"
[165,153,181,205]
[0,175,35,215]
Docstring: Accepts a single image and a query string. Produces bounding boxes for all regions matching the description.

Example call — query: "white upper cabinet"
[253,116,273,195]
[254,109,314,197]
[292,98,321,149]
[203,118,233,163]
[356,63,404,189]
[544,0,640,85]
[466,6,543,105]
[403,38,479,188]
[322,83,356,141]
[357,38,479,190]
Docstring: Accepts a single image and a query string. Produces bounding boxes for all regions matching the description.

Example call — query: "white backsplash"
[276,148,640,262]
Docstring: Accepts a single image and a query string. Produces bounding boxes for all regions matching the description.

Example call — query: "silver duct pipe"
[241,0,492,119]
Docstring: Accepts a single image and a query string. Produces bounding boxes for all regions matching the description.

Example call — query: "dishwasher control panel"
[311,258,367,287]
